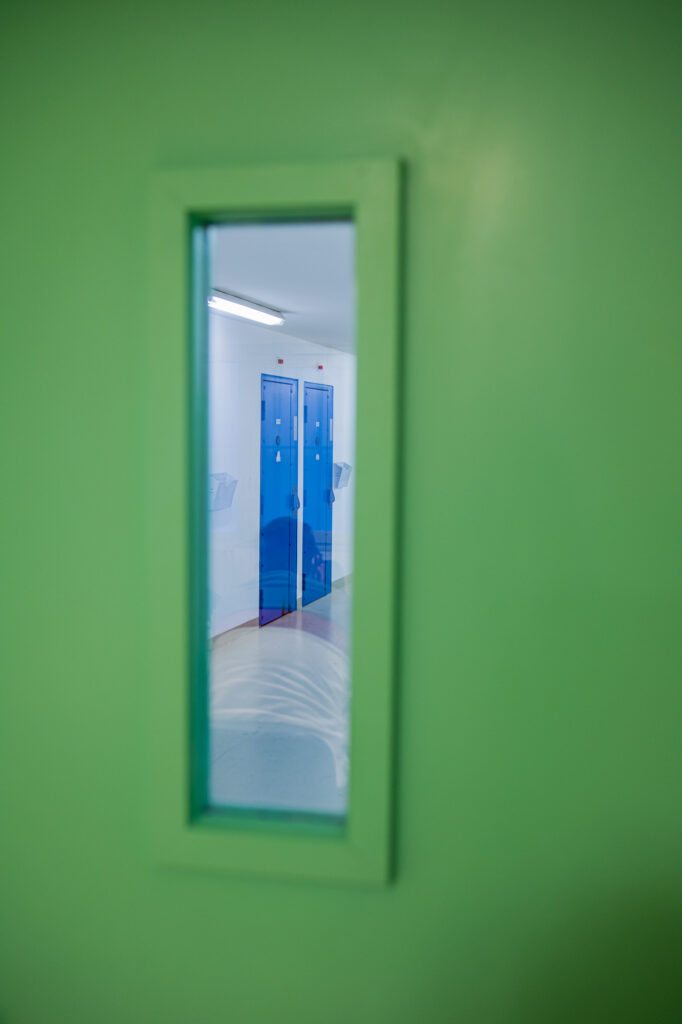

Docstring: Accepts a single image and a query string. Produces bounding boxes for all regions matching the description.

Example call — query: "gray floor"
[209,580,352,817]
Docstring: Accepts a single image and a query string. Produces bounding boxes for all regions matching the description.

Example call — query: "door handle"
[291,487,301,512]
[327,486,335,508]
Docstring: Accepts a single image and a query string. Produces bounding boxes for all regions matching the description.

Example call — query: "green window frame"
[148,160,400,884]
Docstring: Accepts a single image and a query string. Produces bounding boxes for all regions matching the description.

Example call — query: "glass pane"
[202,220,356,820]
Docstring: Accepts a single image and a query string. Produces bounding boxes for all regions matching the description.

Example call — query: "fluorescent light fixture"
[207,290,284,326]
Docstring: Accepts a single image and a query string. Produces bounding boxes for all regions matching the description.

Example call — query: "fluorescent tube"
[207,293,284,326]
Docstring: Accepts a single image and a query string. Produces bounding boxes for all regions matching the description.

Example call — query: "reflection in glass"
[204,221,356,818]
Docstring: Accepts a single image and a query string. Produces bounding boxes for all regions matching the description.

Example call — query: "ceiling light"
[207,291,284,326]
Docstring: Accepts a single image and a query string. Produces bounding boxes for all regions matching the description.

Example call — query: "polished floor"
[209,579,352,817]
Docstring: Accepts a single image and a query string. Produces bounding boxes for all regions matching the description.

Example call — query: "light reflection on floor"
[209,580,352,817]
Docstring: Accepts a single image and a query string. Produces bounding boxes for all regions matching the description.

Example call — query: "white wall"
[209,310,357,637]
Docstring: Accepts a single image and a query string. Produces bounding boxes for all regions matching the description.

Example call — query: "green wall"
[1,1,680,1021]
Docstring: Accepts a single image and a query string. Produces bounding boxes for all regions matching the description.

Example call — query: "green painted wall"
[1,1,680,1021]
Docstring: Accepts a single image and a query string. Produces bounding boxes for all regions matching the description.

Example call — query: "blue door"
[259,374,299,626]
[302,382,334,606]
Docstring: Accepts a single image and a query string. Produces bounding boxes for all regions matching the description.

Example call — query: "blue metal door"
[259,374,299,626]
[302,382,334,606]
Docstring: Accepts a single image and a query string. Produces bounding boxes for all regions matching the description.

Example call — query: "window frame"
[148,160,401,884]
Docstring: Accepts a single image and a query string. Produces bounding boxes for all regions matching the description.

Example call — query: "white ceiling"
[208,221,356,353]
